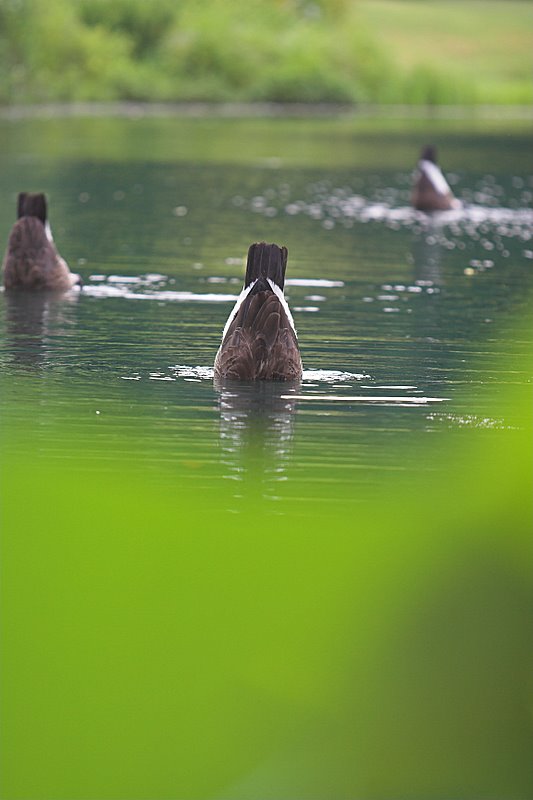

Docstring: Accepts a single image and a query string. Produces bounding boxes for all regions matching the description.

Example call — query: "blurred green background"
[0,0,532,105]
[2,367,532,798]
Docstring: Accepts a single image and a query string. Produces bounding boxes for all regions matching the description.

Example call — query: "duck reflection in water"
[214,241,302,498]
[214,378,299,500]
[3,289,80,369]
[2,192,83,368]
[411,223,444,288]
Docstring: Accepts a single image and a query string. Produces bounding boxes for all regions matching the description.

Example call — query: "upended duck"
[214,242,302,381]
[411,145,461,212]
[2,192,82,290]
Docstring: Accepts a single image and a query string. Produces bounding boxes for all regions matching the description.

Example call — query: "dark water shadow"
[214,377,299,503]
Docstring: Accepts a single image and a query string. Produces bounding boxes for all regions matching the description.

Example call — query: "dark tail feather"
[420,145,438,164]
[244,242,288,290]
[17,192,47,225]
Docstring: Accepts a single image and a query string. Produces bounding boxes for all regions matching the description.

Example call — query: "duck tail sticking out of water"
[214,242,302,381]
[2,192,82,291]
[411,145,461,212]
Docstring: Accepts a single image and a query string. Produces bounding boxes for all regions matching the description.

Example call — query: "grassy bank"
[0,0,531,106]
[357,0,533,105]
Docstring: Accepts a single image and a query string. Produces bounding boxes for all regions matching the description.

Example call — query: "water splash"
[245,180,533,242]
[172,365,215,381]
[302,369,369,382]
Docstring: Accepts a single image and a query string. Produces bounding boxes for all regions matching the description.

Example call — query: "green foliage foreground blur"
[1,351,532,798]
[0,0,531,106]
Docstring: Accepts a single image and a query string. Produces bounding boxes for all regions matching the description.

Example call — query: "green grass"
[0,0,531,106]
[357,0,533,104]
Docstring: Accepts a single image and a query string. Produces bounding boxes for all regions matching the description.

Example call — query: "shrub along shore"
[0,0,531,107]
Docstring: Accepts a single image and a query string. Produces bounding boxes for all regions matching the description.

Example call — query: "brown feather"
[215,242,302,381]
[411,172,456,212]
[411,147,457,212]
[215,290,301,381]
[2,200,81,291]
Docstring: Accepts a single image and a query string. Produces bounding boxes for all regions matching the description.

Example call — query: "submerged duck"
[214,242,302,381]
[2,192,82,290]
[411,145,460,212]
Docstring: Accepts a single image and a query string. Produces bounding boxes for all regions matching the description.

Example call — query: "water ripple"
[83,275,346,304]
[83,280,238,303]
[285,394,447,406]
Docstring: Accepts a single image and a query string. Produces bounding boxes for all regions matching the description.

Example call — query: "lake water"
[1,111,532,799]
[1,114,531,498]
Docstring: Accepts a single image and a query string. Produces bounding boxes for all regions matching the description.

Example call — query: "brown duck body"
[2,192,81,291]
[411,146,460,212]
[214,243,302,381]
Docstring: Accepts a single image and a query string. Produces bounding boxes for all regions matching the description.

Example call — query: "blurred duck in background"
[2,192,82,290]
[214,242,302,381]
[411,145,461,212]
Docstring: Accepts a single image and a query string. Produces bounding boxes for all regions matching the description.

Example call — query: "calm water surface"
[1,115,531,499]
